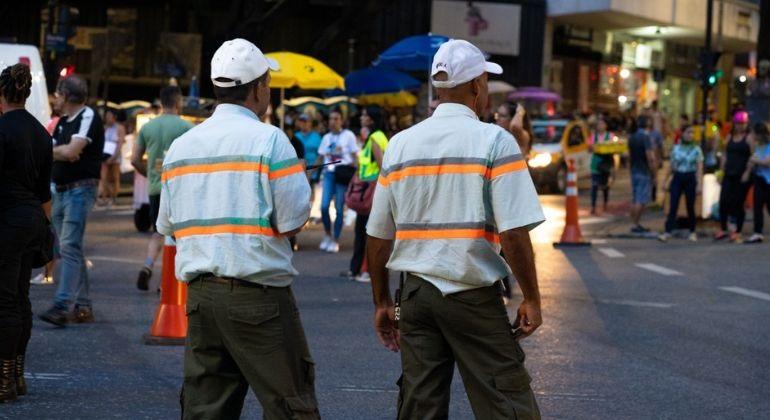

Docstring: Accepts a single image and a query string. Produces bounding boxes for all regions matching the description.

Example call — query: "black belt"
[55,178,98,193]
[192,273,278,289]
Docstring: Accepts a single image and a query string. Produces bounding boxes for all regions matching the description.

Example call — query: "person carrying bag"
[344,107,388,282]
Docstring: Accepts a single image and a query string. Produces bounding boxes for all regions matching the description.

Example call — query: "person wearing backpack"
[344,107,387,282]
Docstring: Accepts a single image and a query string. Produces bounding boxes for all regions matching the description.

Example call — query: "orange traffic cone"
[143,236,188,345]
[554,159,591,247]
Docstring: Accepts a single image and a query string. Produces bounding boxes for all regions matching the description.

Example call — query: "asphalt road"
[6,184,770,419]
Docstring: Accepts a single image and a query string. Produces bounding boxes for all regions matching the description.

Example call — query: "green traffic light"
[708,75,717,85]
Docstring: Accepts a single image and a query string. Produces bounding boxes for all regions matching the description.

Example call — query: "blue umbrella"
[373,34,450,106]
[343,68,421,96]
[373,34,450,71]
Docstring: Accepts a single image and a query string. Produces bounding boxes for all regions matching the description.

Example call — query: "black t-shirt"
[628,130,653,175]
[724,134,751,177]
[0,109,53,211]
[51,106,104,185]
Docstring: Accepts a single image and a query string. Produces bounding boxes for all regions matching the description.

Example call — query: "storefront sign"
[431,0,521,56]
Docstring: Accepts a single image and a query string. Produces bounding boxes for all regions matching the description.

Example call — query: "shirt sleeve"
[317,135,328,156]
[156,180,173,236]
[72,108,95,143]
[366,148,396,240]
[136,127,146,148]
[489,131,545,232]
[269,130,311,233]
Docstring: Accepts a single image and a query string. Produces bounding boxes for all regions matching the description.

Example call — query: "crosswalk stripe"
[598,299,673,308]
[597,247,625,258]
[718,286,770,302]
[88,255,144,265]
[635,263,683,276]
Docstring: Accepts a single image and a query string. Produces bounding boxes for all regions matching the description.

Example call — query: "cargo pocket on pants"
[283,394,320,420]
[493,367,540,420]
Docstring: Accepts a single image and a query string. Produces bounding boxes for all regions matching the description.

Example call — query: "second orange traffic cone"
[554,159,590,247]
[143,236,188,345]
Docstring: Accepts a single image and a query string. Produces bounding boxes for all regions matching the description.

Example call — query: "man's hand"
[513,299,542,340]
[696,182,702,194]
[374,305,399,352]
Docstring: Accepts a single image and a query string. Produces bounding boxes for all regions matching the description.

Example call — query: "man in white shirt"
[156,39,318,419]
[367,40,544,419]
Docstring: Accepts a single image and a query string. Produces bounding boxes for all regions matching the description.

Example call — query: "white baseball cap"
[431,40,502,88]
[210,38,279,88]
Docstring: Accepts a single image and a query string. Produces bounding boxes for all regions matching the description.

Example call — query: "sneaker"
[746,233,764,244]
[729,232,743,244]
[319,235,331,251]
[658,233,672,242]
[631,225,650,234]
[688,232,698,242]
[713,230,728,241]
[326,241,339,253]
[136,267,152,291]
[339,270,354,279]
[30,273,54,285]
[72,306,95,323]
[354,272,371,283]
[39,306,67,327]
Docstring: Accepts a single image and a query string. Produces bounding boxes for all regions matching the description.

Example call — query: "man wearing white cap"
[367,39,544,419]
[155,39,318,419]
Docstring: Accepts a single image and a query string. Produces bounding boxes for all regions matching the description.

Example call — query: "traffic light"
[698,50,722,88]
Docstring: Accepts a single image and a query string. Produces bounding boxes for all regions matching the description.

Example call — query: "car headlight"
[528,152,553,168]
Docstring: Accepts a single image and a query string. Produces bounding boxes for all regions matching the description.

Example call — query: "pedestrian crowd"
[1,32,768,419]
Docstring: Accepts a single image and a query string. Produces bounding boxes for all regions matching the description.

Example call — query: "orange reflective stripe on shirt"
[394,222,500,244]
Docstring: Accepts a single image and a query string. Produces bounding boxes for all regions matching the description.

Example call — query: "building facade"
[545,0,760,122]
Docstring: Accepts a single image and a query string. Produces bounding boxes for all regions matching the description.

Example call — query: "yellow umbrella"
[267,52,345,90]
[266,52,345,129]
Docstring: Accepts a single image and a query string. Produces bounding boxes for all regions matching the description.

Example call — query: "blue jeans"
[320,171,347,239]
[665,172,697,233]
[52,185,97,310]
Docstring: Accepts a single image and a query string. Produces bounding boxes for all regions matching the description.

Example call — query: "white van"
[0,43,51,125]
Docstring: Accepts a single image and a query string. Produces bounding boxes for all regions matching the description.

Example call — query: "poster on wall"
[431,0,521,56]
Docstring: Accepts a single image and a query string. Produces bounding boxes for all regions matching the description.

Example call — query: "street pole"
[701,0,714,124]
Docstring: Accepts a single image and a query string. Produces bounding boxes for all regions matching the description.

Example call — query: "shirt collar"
[65,106,86,122]
[432,103,479,120]
[213,103,260,121]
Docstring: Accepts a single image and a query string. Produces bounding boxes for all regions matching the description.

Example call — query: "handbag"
[345,174,376,215]
[32,218,55,269]
[334,164,356,186]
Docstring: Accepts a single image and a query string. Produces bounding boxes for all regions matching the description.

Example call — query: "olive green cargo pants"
[182,278,319,420]
[397,274,540,420]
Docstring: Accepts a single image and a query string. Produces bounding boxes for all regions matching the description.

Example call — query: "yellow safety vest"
[358,130,389,181]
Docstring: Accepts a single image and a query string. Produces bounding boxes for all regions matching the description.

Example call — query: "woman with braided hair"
[0,63,53,402]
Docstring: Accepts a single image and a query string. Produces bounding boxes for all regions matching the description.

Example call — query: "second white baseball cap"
[211,38,279,88]
[431,40,502,88]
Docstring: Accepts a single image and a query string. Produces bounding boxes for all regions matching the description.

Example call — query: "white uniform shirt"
[366,103,545,295]
[156,104,310,286]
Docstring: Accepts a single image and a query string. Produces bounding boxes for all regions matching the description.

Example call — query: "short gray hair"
[56,75,88,104]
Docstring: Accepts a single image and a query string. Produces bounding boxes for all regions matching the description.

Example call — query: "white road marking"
[590,239,609,244]
[597,247,625,258]
[24,373,68,380]
[337,387,398,393]
[88,255,144,265]
[598,299,674,309]
[718,286,770,302]
[535,392,608,402]
[635,263,683,276]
